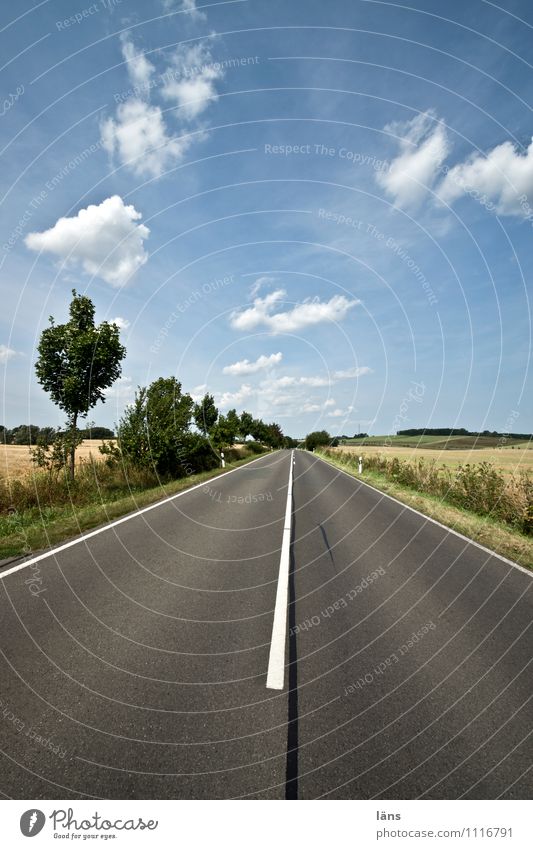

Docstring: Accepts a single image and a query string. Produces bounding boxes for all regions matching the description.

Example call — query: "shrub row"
[321,450,533,535]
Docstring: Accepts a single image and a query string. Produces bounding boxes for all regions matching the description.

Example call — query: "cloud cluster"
[377,110,450,209]
[438,136,533,215]
[223,352,282,375]
[25,195,149,287]
[378,110,533,217]
[101,32,222,178]
[230,289,359,333]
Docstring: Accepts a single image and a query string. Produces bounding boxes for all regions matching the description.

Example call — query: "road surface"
[0,449,531,799]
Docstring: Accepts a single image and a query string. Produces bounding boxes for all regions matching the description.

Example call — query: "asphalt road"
[0,449,531,799]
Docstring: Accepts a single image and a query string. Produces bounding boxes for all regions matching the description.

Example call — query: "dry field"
[334,444,533,478]
[0,440,110,481]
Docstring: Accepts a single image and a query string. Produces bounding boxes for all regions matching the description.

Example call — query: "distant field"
[333,442,533,478]
[341,435,531,450]
[0,439,109,480]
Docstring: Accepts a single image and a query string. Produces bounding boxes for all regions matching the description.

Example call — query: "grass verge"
[0,453,269,561]
[316,450,533,570]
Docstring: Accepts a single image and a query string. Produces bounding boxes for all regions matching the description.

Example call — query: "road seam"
[266,450,294,690]
[311,451,532,578]
[0,452,281,580]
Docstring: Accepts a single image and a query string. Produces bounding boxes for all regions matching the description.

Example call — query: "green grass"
[316,450,533,570]
[0,453,268,560]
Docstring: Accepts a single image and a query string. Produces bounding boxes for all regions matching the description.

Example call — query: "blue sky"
[1,0,532,437]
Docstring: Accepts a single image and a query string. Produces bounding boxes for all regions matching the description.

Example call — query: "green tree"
[305,430,332,451]
[264,422,284,448]
[239,410,254,441]
[193,393,218,436]
[211,413,238,451]
[35,290,125,479]
[117,377,203,477]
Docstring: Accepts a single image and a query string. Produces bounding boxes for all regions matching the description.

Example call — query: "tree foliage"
[34,290,125,478]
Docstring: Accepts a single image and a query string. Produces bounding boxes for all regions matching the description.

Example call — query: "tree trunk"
[69,412,77,481]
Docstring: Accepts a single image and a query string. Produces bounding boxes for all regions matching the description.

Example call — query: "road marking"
[266,450,294,690]
[312,453,532,578]
[0,452,281,581]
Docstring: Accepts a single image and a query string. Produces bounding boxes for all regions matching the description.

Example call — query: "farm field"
[333,442,533,478]
[341,434,531,449]
[0,439,110,480]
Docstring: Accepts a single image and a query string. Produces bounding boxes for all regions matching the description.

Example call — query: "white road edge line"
[312,451,532,579]
[266,450,294,690]
[0,451,280,581]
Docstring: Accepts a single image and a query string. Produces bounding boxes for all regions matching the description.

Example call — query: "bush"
[321,449,533,535]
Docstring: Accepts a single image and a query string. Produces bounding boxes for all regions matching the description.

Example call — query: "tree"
[211,413,238,450]
[305,430,332,451]
[193,393,218,436]
[239,410,254,441]
[35,290,126,479]
[264,422,284,448]
[225,408,241,441]
[116,377,203,477]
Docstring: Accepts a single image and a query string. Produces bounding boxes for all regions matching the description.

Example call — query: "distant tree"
[35,290,125,479]
[239,410,254,441]
[83,425,115,439]
[250,418,269,442]
[193,393,218,436]
[225,408,241,441]
[10,424,41,445]
[305,430,332,451]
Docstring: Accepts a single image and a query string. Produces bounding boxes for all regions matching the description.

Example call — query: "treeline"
[97,377,291,479]
[1,424,115,444]
[397,428,532,439]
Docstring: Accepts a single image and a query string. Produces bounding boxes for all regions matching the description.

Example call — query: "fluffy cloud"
[121,34,155,90]
[101,99,191,178]
[218,384,254,409]
[25,196,149,287]
[377,110,450,208]
[438,136,533,215]
[102,31,222,176]
[223,352,282,375]
[0,345,18,364]
[327,408,345,418]
[230,289,358,333]
[111,316,130,330]
[162,44,222,121]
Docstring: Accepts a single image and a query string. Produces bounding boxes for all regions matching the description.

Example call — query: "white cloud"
[327,408,345,418]
[218,383,254,408]
[111,316,130,330]
[190,383,207,402]
[163,0,206,19]
[249,276,274,298]
[438,136,533,215]
[0,345,18,364]
[101,99,191,178]
[104,376,135,404]
[162,43,223,121]
[302,403,321,413]
[25,196,150,287]
[324,398,336,407]
[377,110,450,209]
[230,289,359,333]
[223,352,282,375]
[332,366,372,379]
[121,34,155,90]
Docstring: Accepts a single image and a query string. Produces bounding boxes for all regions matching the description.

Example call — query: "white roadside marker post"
[358,455,363,474]
[221,451,225,469]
